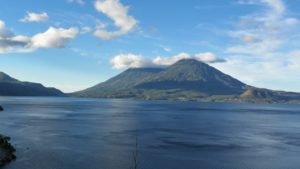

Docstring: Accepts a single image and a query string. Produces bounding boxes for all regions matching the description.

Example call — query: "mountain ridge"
[0,72,65,96]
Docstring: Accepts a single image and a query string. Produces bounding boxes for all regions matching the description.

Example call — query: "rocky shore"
[0,106,16,167]
[0,135,16,167]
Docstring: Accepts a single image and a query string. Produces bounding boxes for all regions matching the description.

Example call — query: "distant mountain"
[73,59,300,103]
[0,72,65,96]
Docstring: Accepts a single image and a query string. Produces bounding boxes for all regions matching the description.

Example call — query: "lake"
[0,97,300,169]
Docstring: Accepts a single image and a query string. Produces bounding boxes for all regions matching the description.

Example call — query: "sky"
[0,0,300,93]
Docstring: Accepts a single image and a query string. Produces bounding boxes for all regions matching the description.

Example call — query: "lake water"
[0,97,300,169]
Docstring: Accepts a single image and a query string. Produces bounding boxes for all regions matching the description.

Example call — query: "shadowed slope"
[74,68,164,97]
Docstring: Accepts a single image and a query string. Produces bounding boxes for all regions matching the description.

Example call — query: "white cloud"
[154,52,225,66]
[158,45,172,52]
[110,52,225,69]
[0,20,13,38]
[67,0,85,5]
[21,12,49,23]
[163,47,172,52]
[153,53,191,66]
[0,20,31,53]
[195,52,226,63]
[31,27,78,48]
[110,54,154,69]
[284,17,299,26]
[0,19,78,53]
[227,0,298,56]
[94,0,138,40]
[81,26,92,34]
[71,48,89,56]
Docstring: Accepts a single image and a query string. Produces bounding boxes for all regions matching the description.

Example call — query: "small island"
[0,106,16,167]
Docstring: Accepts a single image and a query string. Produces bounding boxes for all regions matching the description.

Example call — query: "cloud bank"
[94,0,138,40]
[215,0,300,92]
[227,0,299,56]
[31,27,78,48]
[110,52,225,69]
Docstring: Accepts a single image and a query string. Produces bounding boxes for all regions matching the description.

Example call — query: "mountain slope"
[74,68,164,97]
[0,72,65,96]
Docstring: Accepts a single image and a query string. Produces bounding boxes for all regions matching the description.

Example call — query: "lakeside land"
[0,106,16,167]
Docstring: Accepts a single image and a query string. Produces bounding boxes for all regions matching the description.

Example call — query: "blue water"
[0,97,300,169]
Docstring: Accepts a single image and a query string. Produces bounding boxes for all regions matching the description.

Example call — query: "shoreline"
[1,95,300,105]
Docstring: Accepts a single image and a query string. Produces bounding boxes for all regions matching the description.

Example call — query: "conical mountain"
[74,59,247,97]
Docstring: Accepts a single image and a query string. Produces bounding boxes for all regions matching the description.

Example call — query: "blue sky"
[0,0,300,92]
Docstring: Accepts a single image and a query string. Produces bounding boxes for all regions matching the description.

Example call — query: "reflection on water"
[0,97,300,169]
